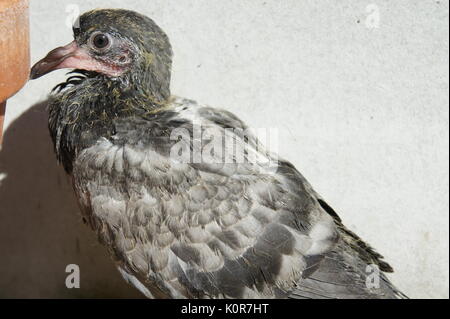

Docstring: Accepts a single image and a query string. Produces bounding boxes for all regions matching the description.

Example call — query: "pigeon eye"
[90,32,111,50]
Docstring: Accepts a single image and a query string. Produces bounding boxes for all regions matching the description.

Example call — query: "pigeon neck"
[47,74,171,173]
[128,56,172,104]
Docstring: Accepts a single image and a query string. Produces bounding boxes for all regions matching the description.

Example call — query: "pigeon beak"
[30,41,96,79]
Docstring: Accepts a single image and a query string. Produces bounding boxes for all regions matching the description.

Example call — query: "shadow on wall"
[0,100,143,298]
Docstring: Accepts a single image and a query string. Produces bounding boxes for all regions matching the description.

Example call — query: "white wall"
[1,0,448,298]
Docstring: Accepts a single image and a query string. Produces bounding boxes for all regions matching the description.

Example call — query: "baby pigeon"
[30,9,405,299]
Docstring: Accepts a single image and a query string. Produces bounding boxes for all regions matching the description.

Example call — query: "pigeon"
[30,9,405,299]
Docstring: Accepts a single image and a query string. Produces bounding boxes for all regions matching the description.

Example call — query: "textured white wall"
[0,0,448,298]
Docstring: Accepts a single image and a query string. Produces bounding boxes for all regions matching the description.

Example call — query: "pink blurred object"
[0,0,30,144]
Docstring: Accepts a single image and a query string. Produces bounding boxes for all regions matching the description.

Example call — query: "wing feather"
[71,98,401,298]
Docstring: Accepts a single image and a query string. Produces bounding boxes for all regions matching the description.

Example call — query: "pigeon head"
[30,9,172,101]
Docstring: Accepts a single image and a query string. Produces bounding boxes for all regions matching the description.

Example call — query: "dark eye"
[89,32,112,51]
[93,33,109,49]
